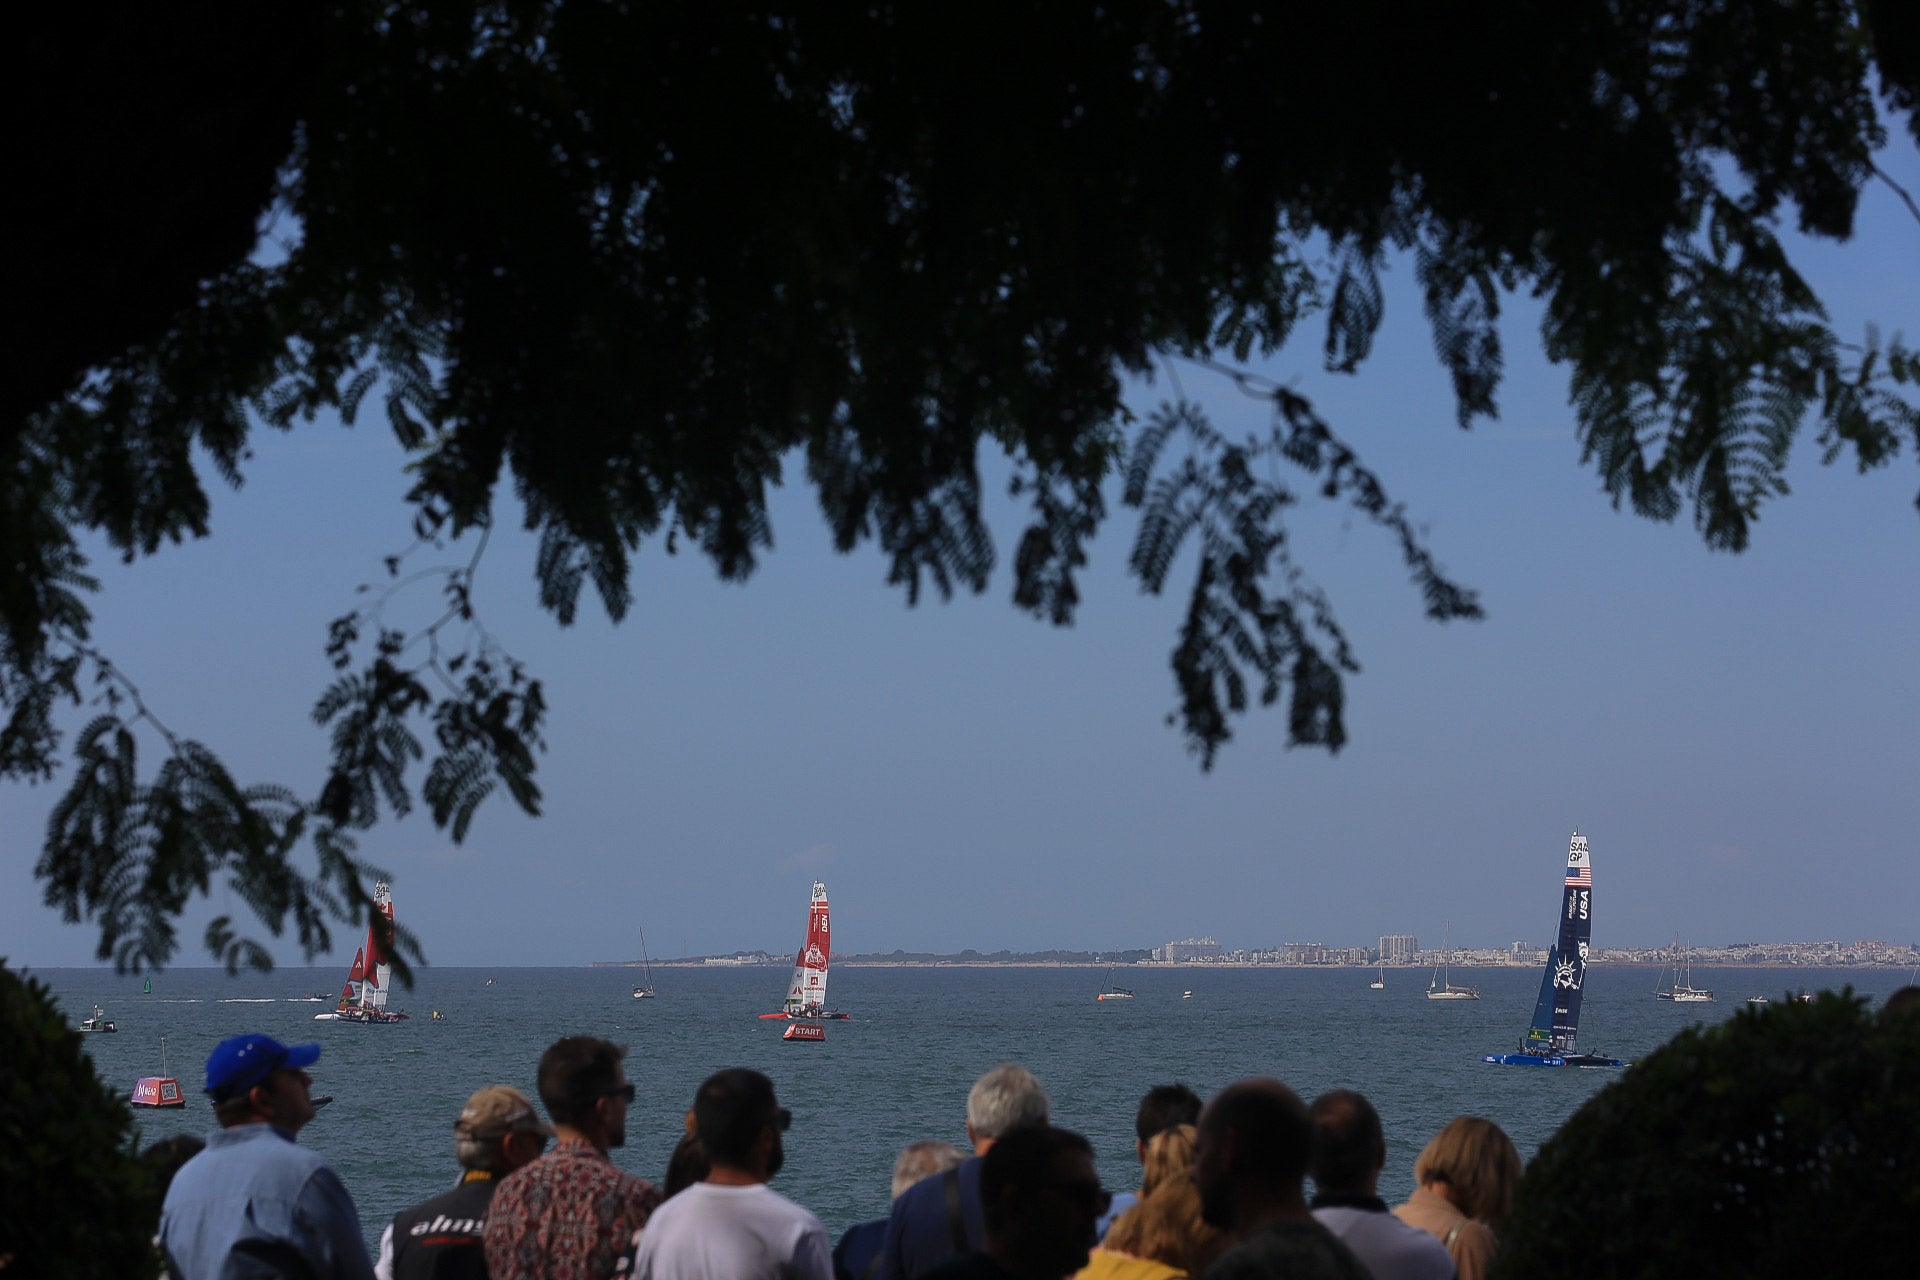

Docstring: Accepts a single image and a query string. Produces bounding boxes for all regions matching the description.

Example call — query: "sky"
[5,143,1917,972]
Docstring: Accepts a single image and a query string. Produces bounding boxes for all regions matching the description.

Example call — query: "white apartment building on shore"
[1378,934,1419,963]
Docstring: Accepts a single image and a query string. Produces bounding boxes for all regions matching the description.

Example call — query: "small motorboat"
[80,1004,117,1033]
[1182,990,1194,999]
[1747,995,1769,1005]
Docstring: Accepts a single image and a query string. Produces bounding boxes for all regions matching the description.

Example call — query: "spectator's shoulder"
[621,1170,664,1214]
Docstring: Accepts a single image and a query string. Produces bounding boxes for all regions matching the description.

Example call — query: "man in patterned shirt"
[484,1036,662,1280]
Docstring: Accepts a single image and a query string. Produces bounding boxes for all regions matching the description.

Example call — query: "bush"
[0,960,159,1277]
[1494,991,1920,1278]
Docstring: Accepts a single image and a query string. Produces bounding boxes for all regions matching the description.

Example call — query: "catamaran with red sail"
[758,881,849,1026]
[315,882,411,1023]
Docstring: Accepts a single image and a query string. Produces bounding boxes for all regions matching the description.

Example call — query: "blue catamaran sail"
[1483,832,1626,1068]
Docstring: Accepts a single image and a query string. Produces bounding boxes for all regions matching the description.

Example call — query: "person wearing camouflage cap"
[374,1085,555,1280]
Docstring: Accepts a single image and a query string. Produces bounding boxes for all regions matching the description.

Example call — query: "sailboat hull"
[1480,1051,1625,1068]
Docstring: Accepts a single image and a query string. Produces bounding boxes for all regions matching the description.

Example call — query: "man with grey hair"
[875,1063,1050,1280]
[375,1085,554,1280]
[834,1141,968,1280]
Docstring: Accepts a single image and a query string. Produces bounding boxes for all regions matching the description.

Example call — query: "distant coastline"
[589,949,1920,971]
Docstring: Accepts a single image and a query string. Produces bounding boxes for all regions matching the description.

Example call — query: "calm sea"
[37,962,1891,1252]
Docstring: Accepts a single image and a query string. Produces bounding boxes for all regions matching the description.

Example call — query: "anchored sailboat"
[632,926,656,999]
[758,881,848,1023]
[1655,935,1715,1002]
[1426,922,1479,1000]
[1095,965,1136,1001]
[315,883,410,1023]
[1483,831,1625,1068]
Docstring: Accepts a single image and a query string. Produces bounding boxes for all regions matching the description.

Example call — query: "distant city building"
[1378,934,1418,963]
[1155,936,1225,962]
[1279,942,1329,964]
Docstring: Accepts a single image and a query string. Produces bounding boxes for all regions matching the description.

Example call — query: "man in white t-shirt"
[629,1068,832,1280]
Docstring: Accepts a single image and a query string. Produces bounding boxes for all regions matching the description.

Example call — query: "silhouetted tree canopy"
[8,2,1917,971]
[0,960,161,1276]
[1494,992,1920,1278]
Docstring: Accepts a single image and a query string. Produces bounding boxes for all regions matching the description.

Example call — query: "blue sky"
[5,145,1916,970]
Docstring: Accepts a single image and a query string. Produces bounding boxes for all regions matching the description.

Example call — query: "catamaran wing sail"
[782,881,831,1015]
[1522,832,1593,1053]
[1486,832,1621,1069]
[320,883,409,1022]
[765,880,842,1020]
[363,882,397,1011]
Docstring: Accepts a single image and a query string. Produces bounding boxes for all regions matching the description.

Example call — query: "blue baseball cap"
[205,1034,322,1101]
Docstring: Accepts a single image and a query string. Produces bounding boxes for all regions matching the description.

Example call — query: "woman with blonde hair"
[1074,1126,1225,1280]
[1392,1116,1522,1280]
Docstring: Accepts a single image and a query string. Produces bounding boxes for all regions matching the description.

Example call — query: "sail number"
[1565,889,1589,922]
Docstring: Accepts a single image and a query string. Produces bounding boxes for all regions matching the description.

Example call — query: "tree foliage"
[0,960,161,1276]
[1495,992,1920,1278]
[8,2,1919,970]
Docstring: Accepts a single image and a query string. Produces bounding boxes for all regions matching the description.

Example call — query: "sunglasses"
[602,1083,637,1103]
[772,1107,792,1131]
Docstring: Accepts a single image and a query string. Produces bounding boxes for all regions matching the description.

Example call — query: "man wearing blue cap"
[160,1033,376,1280]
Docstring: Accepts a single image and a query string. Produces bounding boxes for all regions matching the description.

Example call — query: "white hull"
[1427,989,1480,1000]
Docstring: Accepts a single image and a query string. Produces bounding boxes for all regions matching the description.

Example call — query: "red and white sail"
[318,883,408,1021]
[363,883,394,1010]
[782,881,831,1016]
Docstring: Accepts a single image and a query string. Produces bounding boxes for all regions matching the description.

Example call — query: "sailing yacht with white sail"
[1655,936,1715,1002]
[1426,922,1479,1000]
[632,926,656,999]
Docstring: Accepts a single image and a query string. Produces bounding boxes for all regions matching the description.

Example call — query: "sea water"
[37,963,1879,1251]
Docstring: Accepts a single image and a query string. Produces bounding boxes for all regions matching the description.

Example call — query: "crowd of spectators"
[150,1034,1549,1280]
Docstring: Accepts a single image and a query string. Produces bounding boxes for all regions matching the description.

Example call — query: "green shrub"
[1495,991,1920,1278]
[0,960,159,1277]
